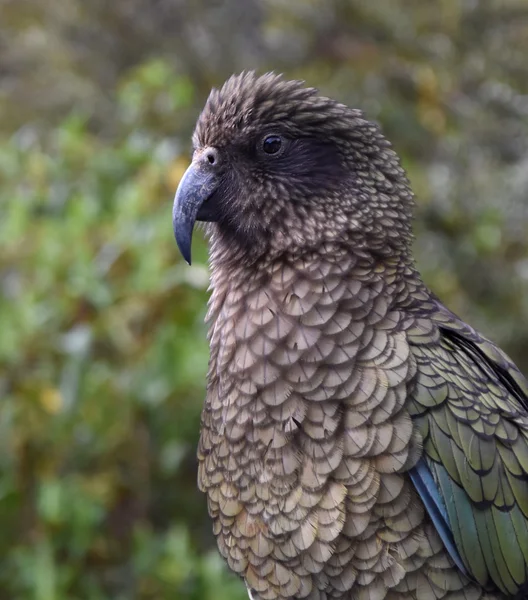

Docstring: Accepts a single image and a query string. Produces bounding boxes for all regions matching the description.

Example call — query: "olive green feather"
[408,297,528,596]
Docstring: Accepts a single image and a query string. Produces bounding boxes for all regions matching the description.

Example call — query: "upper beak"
[172,152,221,264]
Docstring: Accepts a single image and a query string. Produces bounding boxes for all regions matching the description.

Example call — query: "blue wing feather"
[409,458,469,577]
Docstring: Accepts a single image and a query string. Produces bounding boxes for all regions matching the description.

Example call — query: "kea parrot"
[172,72,528,600]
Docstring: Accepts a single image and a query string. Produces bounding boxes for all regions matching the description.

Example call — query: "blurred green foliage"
[0,60,244,599]
[1,0,528,598]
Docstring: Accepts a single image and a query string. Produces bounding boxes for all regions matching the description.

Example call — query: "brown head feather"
[192,71,415,270]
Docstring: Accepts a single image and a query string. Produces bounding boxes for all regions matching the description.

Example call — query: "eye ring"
[261,134,283,156]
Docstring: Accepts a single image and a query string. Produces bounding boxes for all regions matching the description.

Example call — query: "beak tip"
[173,197,193,266]
[174,230,192,266]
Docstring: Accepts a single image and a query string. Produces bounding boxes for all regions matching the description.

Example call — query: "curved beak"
[172,160,220,264]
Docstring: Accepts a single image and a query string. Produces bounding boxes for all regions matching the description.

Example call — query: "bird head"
[173,72,414,265]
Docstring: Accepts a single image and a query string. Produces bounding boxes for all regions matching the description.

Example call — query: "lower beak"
[172,162,220,264]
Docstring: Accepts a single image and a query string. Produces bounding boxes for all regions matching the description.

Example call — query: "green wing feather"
[407,296,528,596]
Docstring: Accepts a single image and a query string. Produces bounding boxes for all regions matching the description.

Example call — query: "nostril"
[204,148,218,166]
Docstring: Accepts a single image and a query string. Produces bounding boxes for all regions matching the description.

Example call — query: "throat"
[206,246,406,398]
[207,241,407,314]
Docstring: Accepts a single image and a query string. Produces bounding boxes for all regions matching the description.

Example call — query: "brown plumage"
[172,72,528,600]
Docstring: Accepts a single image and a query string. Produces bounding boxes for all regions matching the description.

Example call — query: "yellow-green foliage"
[0,64,246,600]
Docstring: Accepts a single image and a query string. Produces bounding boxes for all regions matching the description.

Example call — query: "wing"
[406,296,528,597]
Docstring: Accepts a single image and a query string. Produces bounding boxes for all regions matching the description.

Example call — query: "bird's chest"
[198,264,415,523]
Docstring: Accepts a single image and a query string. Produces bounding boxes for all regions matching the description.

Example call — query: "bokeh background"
[1,0,528,598]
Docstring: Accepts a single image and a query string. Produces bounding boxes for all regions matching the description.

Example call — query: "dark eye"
[262,135,283,155]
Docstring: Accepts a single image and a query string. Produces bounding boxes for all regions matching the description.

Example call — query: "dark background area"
[1,0,528,598]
